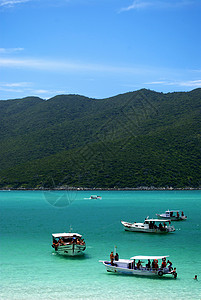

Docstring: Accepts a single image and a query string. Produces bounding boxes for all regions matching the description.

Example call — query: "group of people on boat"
[170,211,184,218]
[52,237,85,250]
[110,251,119,265]
[148,221,168,231]
[109,253,174,272]
[135,257,172,271]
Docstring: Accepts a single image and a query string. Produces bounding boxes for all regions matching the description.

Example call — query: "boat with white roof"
[52,232,86,256]
[121,217,175,233]
[101,255,177,278]
[156,209,187,221]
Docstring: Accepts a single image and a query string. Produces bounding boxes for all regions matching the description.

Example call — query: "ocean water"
[0,190,201,300]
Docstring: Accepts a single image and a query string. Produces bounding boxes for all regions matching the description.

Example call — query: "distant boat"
[121,217,175,233]
[90,195,102,200]
[156,210,187,221]
[52,232,86,256]
[100,255,177,278]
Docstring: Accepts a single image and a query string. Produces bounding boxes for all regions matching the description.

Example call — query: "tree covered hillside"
[0,89,200,189]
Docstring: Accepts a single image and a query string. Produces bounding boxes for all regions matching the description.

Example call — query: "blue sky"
[0,0,201,100]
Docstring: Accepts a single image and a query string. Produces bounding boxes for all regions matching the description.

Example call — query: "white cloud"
[120,0,152,12]
[32,89,67,97]
[0,0,29,7]
[0,82,30,87]
[0,48,24,53]
[0,81,31,93]
[145,79,201,88]
[0,57,150,74]
[119,0,194,12]
[175,80,201,87]
[0,81,68,99]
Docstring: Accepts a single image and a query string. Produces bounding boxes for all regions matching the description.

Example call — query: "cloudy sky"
[0,0,201,99]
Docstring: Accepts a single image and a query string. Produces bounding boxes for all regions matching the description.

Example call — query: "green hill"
[0,89,201,189]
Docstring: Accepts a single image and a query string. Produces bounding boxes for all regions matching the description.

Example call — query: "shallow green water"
[0,190,201,299]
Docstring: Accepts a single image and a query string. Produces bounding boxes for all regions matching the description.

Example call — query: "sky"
[0,0,201,100]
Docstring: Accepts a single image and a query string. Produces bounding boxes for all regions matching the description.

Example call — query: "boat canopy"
[130,255,169,260]
[145,219,171,222]
[52,233,82,238]
[166,210,181,212]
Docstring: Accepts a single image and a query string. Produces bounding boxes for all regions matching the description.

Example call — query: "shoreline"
[1,186,201,191]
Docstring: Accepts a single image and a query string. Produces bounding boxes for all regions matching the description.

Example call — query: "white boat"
[52,232,86,256]
[121,217,175,233]
[90,195,102,200]
[101,255,177,278]
[156,210,187,221]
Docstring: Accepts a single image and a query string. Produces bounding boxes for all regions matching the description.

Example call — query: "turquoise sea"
[0,190,201,299]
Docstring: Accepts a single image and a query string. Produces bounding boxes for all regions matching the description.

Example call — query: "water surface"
[0,190,201,299]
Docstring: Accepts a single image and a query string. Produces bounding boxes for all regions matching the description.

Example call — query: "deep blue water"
[0,190,201,299]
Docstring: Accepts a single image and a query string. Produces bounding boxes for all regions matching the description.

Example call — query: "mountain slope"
[0,89,200,188]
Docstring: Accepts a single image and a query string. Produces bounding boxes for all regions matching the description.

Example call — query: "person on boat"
[110,251,114,265]
[153,259,158,270]
[159,223,163,231]
[58,238,65,245]
[137,260,142,269]
[167,260,172,270]
[80,239,85,245]
[181,211,184,216]
[146,259,151,269]
[52,239,59,250]
[52,238,57,246]
[61,238,66,245]
[149,221,154,229]
[115,253,119,261]
[177,211,179,218]
[72,237,77,244]
[153,222,157,230]
[161,257,167,268]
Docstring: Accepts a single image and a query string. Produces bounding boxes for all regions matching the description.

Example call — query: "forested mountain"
[0,88,201,189]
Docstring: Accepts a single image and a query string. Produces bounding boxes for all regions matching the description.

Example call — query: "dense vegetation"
[0,88,200,189]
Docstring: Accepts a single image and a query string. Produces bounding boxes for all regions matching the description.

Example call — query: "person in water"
[171,268,177,279]
[194,275,198,280]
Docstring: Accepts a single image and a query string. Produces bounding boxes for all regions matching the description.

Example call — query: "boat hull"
[123,227,173,233]
[56,244,86,256]
[121,221,175,233]
[103,262,172,277]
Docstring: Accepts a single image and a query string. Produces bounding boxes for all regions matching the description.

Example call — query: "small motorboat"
[90,195,102,200]
[156,210,187,221]
[121,217,175,233]
[52,232,86,256]
[100,255,177,278]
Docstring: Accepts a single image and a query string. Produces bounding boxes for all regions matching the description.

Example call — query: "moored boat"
[52,232,86,256]
[121,217,175,233]
[90,195,102,200]
[101,255,177,278]
[156,210,187,221]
